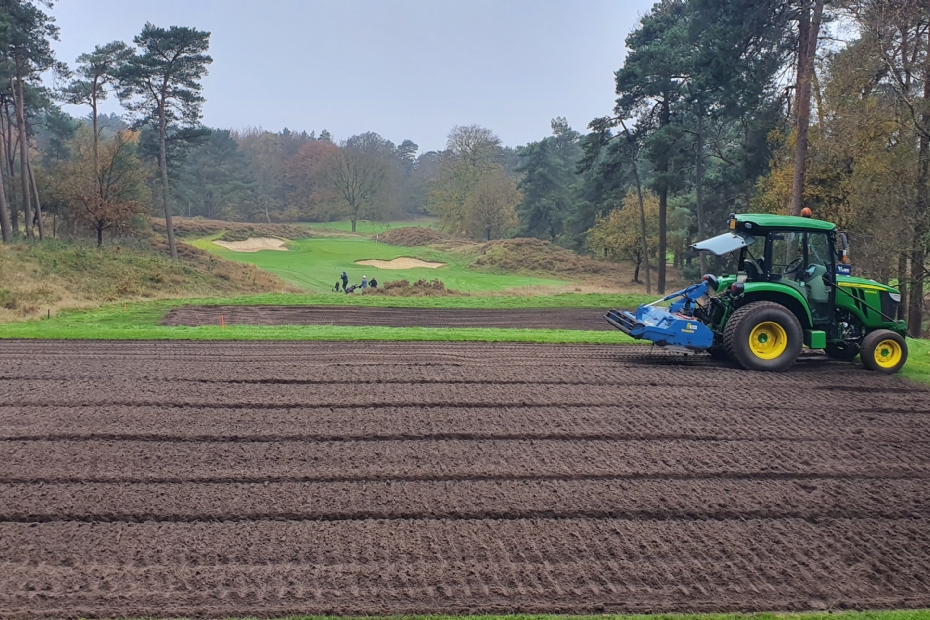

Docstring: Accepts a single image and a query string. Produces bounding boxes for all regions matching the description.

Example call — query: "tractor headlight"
[889,292,901,302]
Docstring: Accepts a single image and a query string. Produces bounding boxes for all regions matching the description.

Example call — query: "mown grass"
[1,288,927,386]
[191,235,570,292]
[0,292,646,343]
[901,337,930,384]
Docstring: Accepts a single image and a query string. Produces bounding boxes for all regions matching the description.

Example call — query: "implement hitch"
[605,280,716,351]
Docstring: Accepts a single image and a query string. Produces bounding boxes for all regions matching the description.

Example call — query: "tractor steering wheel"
[783,256,804,275]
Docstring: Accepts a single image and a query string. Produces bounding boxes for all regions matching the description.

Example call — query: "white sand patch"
[356,257,445,269]
[214,237,288,252]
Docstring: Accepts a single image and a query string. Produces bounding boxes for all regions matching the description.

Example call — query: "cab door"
[800,232,835,324]
[767,231,835,325]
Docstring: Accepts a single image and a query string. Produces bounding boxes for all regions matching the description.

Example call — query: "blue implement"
[605,281,716,350]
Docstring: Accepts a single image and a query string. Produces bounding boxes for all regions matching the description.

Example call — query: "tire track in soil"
[1,340,929,618]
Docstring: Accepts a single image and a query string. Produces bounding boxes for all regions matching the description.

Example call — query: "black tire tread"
[860,329,908,373]
[723,301,803,372]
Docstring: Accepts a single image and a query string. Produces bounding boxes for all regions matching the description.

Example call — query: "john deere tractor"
[606,212,909,373]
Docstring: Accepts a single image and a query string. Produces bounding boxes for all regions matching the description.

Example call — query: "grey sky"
[50,0,656,152]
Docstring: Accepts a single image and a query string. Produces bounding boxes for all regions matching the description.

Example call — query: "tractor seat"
[743,258,765,281]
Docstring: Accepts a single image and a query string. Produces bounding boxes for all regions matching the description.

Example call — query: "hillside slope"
[0,240,294,322]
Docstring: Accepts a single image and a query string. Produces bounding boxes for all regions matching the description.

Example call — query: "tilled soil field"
[1,341,930,618]
[162,305,613,330]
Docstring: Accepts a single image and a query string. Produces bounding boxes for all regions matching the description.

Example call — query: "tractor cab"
[607,211,909,373]
[693,213,839,327]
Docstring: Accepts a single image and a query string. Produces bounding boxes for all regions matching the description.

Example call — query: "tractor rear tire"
[723,301,803,372]
[860,329,908,373]
[825,342,860,361]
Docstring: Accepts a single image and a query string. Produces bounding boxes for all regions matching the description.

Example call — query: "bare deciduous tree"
[322,146,389,232]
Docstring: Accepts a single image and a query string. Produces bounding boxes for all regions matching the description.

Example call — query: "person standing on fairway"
[361,275,368,290]
[341,271,349,290]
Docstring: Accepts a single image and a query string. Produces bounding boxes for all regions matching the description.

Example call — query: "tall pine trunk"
[14,68,32,239]
[2,104,15,236]
[28,159,43,240]
[907,43,930,337]
[657,98,670,294]
[0,128,10,243]
[789,0,824,216]
[158,109,177,259]
[695,115,706,275]
[620,119,650,295]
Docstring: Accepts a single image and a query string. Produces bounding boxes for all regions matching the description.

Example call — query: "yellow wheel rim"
[748,321,788,360]
[873,339,903,368]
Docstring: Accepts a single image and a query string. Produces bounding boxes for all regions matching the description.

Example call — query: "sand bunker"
[213,237,288,252]
[356,257,444,269]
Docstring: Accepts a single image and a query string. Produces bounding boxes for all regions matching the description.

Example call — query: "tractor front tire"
[723,301,803,372]
[860,330,908,373]
[825,342,860,361]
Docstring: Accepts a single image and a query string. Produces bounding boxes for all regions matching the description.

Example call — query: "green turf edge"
[900,337,930,384]
[0,323,639,344]
[0,293,652,337]
[1,292,927,385]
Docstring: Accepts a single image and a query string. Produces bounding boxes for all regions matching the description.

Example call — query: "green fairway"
[192,235,568,292]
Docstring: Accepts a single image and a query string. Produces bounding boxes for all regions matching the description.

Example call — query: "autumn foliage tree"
[463,172,520,241]
[587,190,660,284]
[428,125,502,234]
[61,129,148,246]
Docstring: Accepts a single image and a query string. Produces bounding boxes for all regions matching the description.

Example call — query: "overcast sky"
[49,0,657,152]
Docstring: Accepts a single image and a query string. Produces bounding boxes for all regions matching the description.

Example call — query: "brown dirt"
[161,305,613,329]
[1,340,929,618]
[151,217,311,240]
[365,279,461,297]
[467,237,616,276]
[377,226,449,246]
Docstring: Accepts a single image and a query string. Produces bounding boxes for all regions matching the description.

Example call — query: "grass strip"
[0,293,645,343]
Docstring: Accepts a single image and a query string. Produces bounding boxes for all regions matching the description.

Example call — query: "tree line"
[584,0,928,337]
[1,0,928,335]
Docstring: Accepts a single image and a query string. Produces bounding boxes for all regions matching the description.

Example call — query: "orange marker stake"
[221,315,226,329]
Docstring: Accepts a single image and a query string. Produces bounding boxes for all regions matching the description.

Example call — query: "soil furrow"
[1,518,928,615]
[4,438,927,483]
[0,340,927,618]
[2,478,927,523]
[4,404,930,443]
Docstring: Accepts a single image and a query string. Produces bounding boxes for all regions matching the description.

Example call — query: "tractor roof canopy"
[735,213,835,232]
[691,213,837,256]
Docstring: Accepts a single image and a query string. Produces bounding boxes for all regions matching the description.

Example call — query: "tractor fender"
[736,283,813,329]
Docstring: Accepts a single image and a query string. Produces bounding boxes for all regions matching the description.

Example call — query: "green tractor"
[606,212,909,372]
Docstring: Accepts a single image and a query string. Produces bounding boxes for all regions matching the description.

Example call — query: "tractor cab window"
[769,232,804,278]
[767,231,834,324]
